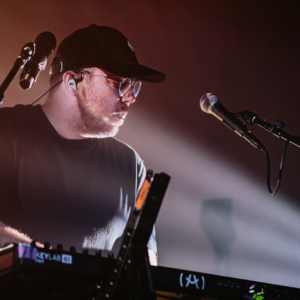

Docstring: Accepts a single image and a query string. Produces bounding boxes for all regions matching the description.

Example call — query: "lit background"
[1,0,300,288]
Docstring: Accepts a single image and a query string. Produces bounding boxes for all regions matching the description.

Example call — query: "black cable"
[31,79,63,105]
[262,138,291,195]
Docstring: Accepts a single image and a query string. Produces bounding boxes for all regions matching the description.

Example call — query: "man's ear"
[63,71,82,95]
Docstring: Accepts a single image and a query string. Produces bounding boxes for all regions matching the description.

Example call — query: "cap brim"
[95,61,166,83]
[119,63,166,83]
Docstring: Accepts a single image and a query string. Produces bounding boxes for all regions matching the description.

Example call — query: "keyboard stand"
[101,171,171,300]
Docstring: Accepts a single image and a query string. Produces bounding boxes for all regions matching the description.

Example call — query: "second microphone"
[200,93,264,151]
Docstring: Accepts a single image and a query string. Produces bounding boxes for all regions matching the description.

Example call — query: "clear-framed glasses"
[78,70,142,98]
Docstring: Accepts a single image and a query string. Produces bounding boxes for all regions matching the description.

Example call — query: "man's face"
[75,67,136,138]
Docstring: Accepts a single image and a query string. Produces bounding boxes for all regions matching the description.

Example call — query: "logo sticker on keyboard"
[62,254,72,264]
[179,272,205,290]
[34,251,73,265]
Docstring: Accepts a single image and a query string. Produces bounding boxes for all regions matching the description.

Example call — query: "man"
[0,25,166,263]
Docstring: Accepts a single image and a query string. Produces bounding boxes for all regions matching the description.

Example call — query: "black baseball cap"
[50,24,166,82]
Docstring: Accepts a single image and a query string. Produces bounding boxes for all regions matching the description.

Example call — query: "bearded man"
[0,25,165,264]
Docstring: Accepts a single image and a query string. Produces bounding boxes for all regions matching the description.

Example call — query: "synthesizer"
[0,243,299,299]
[0,243,112,299]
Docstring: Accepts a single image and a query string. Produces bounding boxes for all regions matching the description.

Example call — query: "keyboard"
[0,243,299,299]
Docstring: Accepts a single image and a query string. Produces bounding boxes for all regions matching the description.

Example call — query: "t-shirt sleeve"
[134,151,157,253]
[135,150,146,198]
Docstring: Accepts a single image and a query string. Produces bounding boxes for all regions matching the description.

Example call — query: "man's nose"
[121,88,136,104]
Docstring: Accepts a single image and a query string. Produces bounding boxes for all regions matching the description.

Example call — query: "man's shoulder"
[0,105,46,141]
[0,104,38,112]
[112,138,146,194]
[0,105,32,132]
[112,138,144,164]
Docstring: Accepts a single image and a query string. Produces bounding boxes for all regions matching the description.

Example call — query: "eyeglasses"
[78,70,142,98]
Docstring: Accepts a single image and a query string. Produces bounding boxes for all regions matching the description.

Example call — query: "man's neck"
[42,94,86,140]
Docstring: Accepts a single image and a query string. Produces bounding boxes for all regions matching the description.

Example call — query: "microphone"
[20,32,56,89]
[200,93,264,150]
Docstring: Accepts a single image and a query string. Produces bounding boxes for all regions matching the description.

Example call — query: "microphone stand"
[239,110,300,148]
[0,42,35,105]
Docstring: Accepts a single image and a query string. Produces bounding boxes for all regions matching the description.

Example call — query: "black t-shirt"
[0,105,155,254]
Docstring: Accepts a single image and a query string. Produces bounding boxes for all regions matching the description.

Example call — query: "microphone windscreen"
[35,32,56,57]
[200,93,219,114]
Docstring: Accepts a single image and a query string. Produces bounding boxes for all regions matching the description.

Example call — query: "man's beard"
[74,97,119,139]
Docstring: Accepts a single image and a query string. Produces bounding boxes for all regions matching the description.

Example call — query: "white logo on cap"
[127,40,134,52]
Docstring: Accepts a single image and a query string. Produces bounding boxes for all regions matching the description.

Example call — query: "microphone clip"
[239,110,300,148]
[237,110,258,125]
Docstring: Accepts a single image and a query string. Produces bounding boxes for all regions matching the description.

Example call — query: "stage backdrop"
[1,0,300,288]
